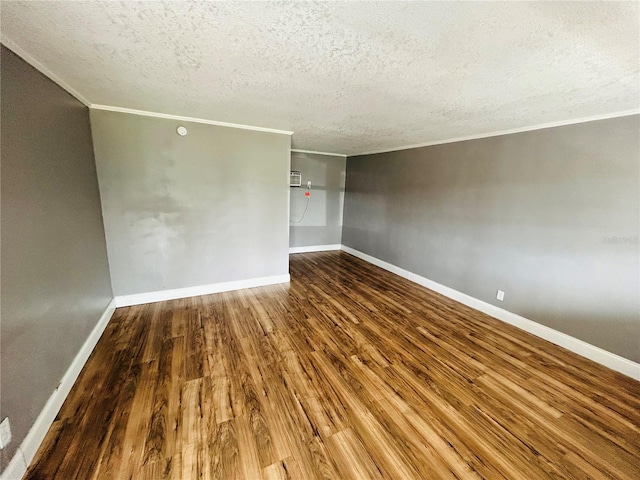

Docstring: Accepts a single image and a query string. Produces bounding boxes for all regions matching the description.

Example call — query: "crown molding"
[291,149,347,157]
[1,35,92,107]
[1,36,294,135]
[91,105,294,135]
[4,35,637,153]
[352,109,640,157]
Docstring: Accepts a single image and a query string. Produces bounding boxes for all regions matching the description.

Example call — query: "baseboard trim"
[1,451,27,480]
[1,299,117,480]
[340,245,640,381]
[114,274,291,307]
[289,244,342,254]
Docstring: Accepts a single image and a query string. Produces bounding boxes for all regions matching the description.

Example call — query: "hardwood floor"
[26,251,640,479]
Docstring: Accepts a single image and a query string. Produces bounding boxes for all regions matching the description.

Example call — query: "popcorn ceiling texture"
[1,1,638,155]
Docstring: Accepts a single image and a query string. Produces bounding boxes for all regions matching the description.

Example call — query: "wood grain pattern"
[25,251,640,479]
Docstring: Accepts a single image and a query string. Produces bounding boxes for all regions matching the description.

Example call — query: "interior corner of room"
[1,2,639,479]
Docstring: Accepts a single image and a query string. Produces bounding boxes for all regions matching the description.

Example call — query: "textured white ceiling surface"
[1,1,639,155]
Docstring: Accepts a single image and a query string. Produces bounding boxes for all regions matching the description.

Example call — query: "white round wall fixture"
[177,126,188,136]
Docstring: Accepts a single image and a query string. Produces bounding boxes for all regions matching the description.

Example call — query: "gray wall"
[0,46,113,470]
[343,115,640,363]
[90,110,291,296]
[290,152,345,247]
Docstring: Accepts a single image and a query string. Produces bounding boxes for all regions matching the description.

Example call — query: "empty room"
[1,1,639,479]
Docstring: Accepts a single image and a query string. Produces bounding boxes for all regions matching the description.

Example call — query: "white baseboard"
[289,244,342,254]
[1,299,117,480]
[340,245,640,381]
[1,451,27,480]
[114,274,290,307]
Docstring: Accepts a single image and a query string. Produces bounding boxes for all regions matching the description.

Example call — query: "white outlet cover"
[496,290,505,301]
[0,417,11,449]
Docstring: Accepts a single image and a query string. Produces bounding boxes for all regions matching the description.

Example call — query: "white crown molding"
[291,149,347,157]
[4,35,636,162]
[1,36,294,136]
[340,245,640,380]
[1,299,117,480]
[91,105,294,135]
[1,35,92,107]
[289,244,341,254]
[2,37,294,136]
[114,274,290,307]
[352,109,640,157]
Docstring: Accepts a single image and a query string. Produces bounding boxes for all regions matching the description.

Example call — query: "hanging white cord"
[290,186,310,224]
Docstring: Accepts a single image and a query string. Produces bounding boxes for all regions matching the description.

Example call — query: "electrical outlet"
[0,417,11,449]
[496,290,505,301]
[307,180,312,188]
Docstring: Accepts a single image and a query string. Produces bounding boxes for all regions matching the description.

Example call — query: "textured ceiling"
[1,1,639,155]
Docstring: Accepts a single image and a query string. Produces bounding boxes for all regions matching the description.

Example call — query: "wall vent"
[290,171,302,187]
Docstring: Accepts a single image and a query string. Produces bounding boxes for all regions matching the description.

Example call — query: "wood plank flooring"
[26,251,640,479]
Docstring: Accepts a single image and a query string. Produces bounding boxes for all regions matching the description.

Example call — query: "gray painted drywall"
[0,45,113,470]
[343,115,640,363]
[290,152,345,247]
[90,110,291,296]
